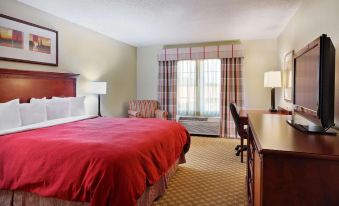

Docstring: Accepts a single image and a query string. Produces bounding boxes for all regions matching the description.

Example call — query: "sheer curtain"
[177,59,221,117]
[177,60,197,116]
[199,59,221,116]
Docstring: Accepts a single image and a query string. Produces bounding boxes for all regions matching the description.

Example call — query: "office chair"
[230,103,248,163]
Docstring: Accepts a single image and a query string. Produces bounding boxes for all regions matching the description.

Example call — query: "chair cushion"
[129,100,159,118]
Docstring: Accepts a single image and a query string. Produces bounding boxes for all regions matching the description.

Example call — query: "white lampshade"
[264,71,281,88]
[88,82,107,94]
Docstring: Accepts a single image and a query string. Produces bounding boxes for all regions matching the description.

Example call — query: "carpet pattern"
[153,136,248,206]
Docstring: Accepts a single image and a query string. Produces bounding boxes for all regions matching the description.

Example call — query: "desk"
[239,108,291,126]
[236,109,290,162]
[246,113,339,206]
[238,109,290,134]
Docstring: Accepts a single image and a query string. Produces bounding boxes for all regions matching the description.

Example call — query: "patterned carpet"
[153,136,248,206]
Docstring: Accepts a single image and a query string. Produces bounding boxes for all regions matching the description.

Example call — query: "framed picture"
[282,50,294,101]
[0,14,58,66]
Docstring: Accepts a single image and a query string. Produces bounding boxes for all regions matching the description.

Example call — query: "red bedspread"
[0,117,190,206]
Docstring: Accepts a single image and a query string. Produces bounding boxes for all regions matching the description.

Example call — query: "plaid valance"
[157,44,244,61]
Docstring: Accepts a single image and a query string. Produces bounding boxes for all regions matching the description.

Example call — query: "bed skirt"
[0,154,185,206]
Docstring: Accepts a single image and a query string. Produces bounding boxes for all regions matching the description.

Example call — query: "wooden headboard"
[0,68,79,103]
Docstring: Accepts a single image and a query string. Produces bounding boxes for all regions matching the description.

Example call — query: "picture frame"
[0,14,58,66]
[282,50,294,101]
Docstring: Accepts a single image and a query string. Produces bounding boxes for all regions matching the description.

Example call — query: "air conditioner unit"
[177,116,220,136]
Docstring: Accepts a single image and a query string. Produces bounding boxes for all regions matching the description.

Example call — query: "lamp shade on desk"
[264,71,281,88]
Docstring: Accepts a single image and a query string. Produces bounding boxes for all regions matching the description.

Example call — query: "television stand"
[247,113,339,206]
[286,120,337,136]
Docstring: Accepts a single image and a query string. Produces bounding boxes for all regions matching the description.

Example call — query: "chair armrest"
[155,109,168,120]
[128,110,141,118]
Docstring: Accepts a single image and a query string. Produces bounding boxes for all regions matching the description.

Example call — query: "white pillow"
[0,99,22,130]
[53,97,86,117]
[19,101,47,126]
[69,97,86,116]
[46,98,71,120]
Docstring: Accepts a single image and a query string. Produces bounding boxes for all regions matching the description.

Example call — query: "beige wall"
[0,0,137,117]
[242,39,278,109]
[137,45,162,100]
[137,39,278,109]
[277,0,339,124]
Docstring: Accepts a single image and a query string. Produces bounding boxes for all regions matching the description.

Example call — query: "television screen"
[292,34,335,130]
[294,45,320,112]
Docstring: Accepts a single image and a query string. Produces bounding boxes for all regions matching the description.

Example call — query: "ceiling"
[18,0,301,47]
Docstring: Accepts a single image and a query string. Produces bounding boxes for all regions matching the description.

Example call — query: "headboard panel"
[0,68,79,103]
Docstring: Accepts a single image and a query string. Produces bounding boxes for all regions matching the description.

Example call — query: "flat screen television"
[289,34,335,133]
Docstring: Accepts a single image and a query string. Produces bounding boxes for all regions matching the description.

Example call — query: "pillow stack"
[32,96,86,120]
[0,99,21,130]
[0,96,86,131]
[52,96,86,117]
[20,100,47,126]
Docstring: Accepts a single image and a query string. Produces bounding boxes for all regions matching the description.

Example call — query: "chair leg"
[241,136,244,163]
[236,149,241,156]
[235,145,241,151]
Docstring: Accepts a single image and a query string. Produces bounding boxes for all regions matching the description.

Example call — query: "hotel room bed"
[0,115,190,206]
[0,69,190,206]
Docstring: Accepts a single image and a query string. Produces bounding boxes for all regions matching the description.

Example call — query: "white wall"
[0,0,137,117]
[277,0,339,124]
[137,40,278,109]
[137,45,162,100]
[242,39,278,109]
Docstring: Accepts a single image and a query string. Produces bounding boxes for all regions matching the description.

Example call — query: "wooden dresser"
[247,113,339,206]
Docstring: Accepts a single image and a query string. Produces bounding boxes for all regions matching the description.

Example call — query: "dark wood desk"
[239,108,292,126]
[236,109,290,162]
[238,109,290,138]
[246,113,339,206]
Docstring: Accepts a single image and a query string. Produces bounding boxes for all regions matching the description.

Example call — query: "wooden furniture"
[0,68,79,103]
[237,109,291,163]
[277,106,292,115]
[239,109,291,125]
[246,113,339,206]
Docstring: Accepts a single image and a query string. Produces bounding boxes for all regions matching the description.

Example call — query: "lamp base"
[269,88,277,113]
[97,94,102,117]
[269,109,278,113]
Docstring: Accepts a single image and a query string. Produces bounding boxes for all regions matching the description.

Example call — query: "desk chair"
[230,103,248,163]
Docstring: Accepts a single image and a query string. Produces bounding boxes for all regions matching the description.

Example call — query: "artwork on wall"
[282,50,294,101]
[0,14,58,66]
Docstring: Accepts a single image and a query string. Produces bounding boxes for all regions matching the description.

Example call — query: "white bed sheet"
[0,115,97,136]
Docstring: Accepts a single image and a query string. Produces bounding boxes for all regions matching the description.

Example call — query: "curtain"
[177,60,197,116]
[158,60,177,120]
[220,58,243,138]
[199,59,221,116]
[157,44,244,61]
[177,59,221,117]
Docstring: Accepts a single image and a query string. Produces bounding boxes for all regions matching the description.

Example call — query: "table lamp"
[264,71,281,112]
[88,82,107,117]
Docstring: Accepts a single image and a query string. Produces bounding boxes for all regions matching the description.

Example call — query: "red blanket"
[0,117,190,206]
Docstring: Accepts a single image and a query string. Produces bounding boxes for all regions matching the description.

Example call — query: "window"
[177,59,221,117]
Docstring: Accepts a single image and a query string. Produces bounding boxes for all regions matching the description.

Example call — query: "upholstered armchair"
[128,100,168,120]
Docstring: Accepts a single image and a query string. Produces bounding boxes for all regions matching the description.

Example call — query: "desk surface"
[248,113,339,160]
[238,109,286,125]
